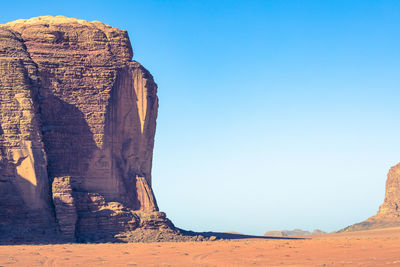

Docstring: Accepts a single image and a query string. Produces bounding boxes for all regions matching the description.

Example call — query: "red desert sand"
[1,227,400,266]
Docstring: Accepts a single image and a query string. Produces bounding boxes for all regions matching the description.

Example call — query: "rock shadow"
[179,229,307,240]
[39,93,99,243]
[0,158,58,244]
[39,94,97,181]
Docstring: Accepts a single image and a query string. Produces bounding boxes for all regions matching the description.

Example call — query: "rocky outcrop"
[0,16,170,243]
[341,163,400,232]
[377,163,400,218]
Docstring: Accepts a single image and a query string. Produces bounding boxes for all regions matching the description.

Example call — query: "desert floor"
[0,227,400,266]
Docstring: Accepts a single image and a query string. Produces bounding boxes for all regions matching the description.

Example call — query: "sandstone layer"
[341,163,400,232]
[0,16,171,243]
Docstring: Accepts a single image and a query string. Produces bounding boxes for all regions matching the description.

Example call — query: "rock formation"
[264,229,326,237]
[0,16,173,243]
[341,163,400,232]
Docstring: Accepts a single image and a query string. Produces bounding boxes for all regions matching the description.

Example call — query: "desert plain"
[0,227,400,266]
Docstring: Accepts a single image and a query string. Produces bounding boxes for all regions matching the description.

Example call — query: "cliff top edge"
[2,15,112,28]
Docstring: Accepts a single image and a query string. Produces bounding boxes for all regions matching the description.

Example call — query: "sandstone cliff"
[341,163,400,232]
[0,16,171,243]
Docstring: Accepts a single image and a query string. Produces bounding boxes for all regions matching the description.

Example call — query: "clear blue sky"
[2,0,400,235]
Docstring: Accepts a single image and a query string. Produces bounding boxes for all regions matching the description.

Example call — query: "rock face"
[0,16,170,243]
[341,163,400,232]
[52,176,77,240]
[377,163,400,218]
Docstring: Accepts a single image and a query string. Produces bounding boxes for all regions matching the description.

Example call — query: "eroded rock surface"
[52,176,77,240]
[0,25,55,242]
[341,163,400,232]
[0,16,171,243]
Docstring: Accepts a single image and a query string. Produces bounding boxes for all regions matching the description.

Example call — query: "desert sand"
[0,227,399,266]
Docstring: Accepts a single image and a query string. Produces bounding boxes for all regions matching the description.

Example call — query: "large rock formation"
[0,16,172,243]
[341,163,400,232]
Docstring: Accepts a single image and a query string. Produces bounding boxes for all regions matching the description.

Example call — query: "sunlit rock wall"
[0,16,163,242]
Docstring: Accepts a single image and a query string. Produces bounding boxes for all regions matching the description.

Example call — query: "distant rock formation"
[0,16,172,243]
[341,163,400,232]
[264,229,326,237]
